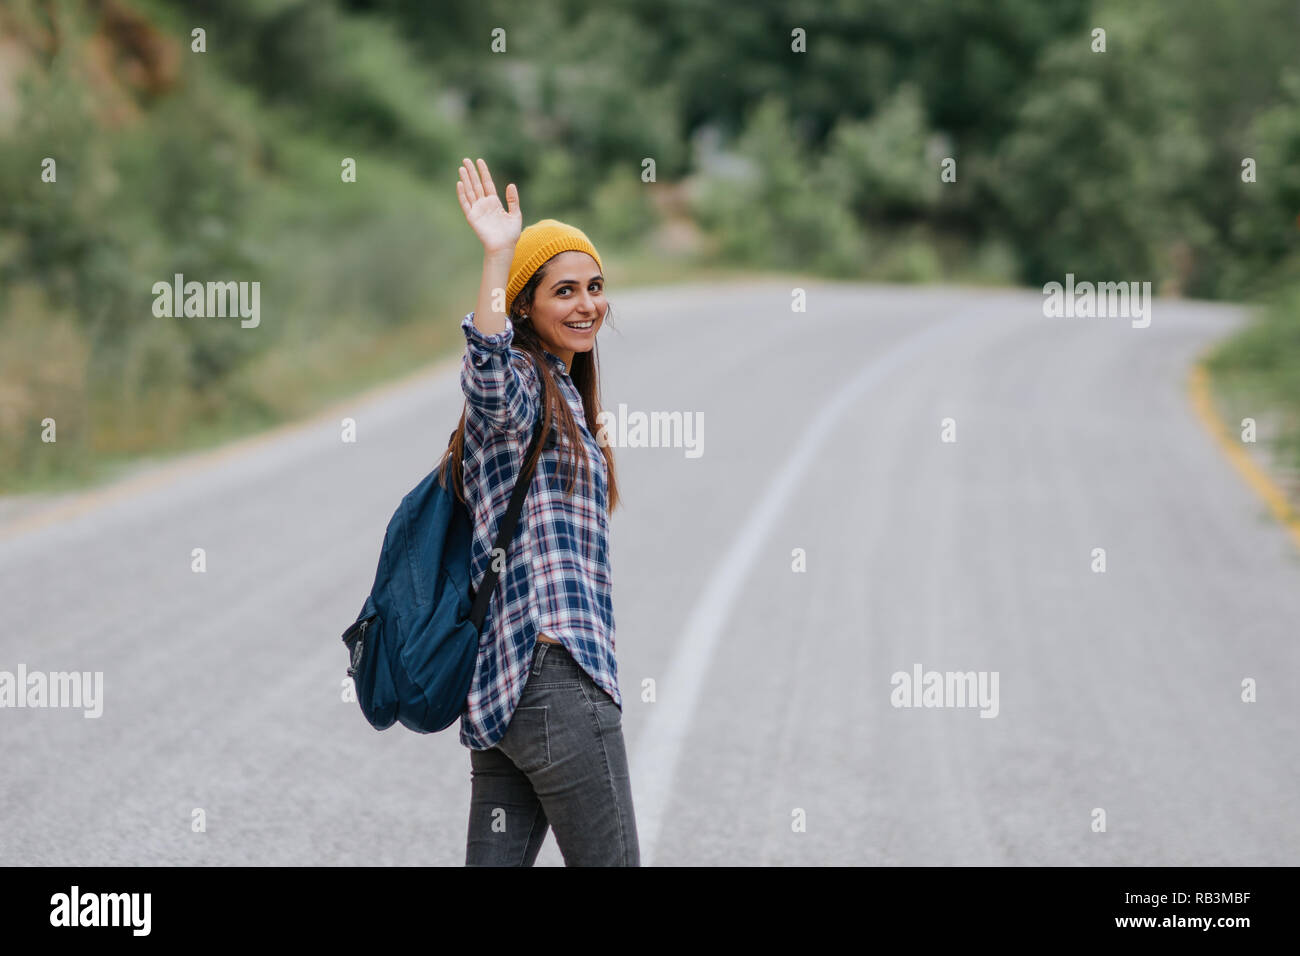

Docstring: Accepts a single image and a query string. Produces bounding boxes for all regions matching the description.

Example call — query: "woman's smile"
[563,317,597,333]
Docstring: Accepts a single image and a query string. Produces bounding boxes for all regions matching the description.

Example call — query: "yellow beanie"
[506,219,603,314]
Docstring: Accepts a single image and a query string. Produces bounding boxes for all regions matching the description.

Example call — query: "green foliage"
[1223,69,1300,300]
[6,0,1300,492]
[1205,261,1300,470]
[162,0,455,166]
[980,4,1212,286]
[823,84,942,223]
[691,96,867,275]
[590,168,658,246]
[873,229,946,284]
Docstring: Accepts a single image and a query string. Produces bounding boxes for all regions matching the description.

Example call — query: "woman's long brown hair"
[438,260,621,514]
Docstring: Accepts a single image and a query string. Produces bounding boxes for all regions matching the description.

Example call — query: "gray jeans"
[465,639,640,866]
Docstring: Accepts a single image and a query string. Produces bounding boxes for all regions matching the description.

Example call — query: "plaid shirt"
[456,311,620,750]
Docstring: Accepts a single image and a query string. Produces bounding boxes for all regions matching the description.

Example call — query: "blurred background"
[0,0,1297,500]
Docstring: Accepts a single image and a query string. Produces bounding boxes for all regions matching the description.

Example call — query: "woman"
[443,157,640,866]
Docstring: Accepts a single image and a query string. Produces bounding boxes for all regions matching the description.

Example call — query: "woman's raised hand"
[456,157,521,255]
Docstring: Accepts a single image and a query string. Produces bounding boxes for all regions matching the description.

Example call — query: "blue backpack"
[342,355,546,734]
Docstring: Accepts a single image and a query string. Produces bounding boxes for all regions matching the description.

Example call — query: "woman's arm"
[460,305,539,438]
[471,247,514,337]
[455,158,536,435]
[456,156,521,335]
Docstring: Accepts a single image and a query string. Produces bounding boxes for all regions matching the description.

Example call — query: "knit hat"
[506,219,603,315]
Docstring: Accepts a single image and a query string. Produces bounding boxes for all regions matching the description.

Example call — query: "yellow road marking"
[1188,349,1300,553]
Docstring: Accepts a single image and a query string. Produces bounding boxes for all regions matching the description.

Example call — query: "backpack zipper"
[346,618,369,678]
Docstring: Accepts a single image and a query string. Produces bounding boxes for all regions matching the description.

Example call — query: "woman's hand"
[457,157,521,255]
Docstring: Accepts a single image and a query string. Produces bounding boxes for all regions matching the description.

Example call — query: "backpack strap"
[467,351,547,632]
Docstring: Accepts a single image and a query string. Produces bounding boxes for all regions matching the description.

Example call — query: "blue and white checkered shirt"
[457,311,620,750]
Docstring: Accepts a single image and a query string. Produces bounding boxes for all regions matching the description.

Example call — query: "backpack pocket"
[342,609,401,730]
[342,612,378,680]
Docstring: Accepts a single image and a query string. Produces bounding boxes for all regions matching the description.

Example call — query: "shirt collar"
[542,349,569,375]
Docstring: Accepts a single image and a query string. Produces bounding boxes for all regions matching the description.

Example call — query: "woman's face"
[522,251,605,368]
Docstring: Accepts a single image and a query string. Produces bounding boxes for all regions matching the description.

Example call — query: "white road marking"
[632,305,993,866]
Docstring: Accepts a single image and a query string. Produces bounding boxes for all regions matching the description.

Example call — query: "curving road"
[2,282,1297,866]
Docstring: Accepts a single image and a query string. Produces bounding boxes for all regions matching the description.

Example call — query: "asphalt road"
[2,282,1297,866]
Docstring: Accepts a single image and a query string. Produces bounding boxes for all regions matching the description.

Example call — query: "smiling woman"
[442,157,638,867]
[515,248,608,368]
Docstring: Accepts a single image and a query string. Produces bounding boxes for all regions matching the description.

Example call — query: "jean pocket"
[579,674,622,732]
[582,668,618,705]
[501,705,551,773]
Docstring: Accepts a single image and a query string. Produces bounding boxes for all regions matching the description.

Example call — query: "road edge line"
[0,353,463,544]
[1187,350,1300,553]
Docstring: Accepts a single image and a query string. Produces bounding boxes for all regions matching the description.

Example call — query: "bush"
[690,95,867,275]
[1206,263,1300,470]
[823,84,943,223]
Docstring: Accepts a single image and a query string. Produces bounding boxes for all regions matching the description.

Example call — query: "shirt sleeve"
[460,311,540,437]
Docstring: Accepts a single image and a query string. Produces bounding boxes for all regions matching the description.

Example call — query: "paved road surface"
[2,282,1297,866]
